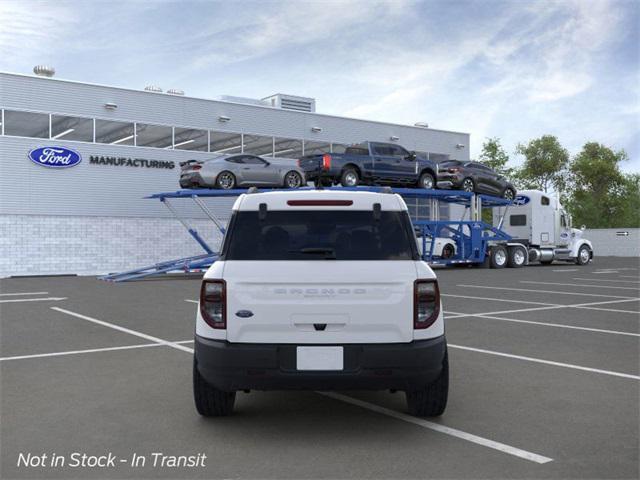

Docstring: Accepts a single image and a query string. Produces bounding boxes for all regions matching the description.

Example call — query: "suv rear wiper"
[290,247,337,259]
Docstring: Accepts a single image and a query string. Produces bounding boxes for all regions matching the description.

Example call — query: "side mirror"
[407,151,417,161]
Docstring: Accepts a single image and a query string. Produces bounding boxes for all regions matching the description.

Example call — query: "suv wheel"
[193,360,236,416]
[340,168,359,187]
[503,188,515,201]
[419,172,435,190]
[406,350,448,417]
[461,178,475,192]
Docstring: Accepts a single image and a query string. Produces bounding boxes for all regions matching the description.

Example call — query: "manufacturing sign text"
[29,147,82,168]
[90,156,175,169]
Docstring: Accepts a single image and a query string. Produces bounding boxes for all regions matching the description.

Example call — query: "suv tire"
[406,350,448,417]
[193,360,236,416]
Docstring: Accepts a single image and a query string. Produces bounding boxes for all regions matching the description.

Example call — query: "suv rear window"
[222,210,418,260]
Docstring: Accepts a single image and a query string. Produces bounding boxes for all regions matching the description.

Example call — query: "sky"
[1,0,638,172]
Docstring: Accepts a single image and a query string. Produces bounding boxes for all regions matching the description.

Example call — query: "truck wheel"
[193,360,236,416]
[419,172,435,190]
[507,246,526,268]
[340,168,359,187]
[490,245,507,268]
[406,350,448,417]
[576,245,591,265]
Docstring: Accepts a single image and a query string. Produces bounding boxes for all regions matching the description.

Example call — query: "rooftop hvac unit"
[33,65,55,77]
[262,94,316,113]
[167,89,185,95]
[144,85,163,93]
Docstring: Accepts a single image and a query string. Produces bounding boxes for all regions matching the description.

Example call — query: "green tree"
[479,137,513,176]
[565,142,638,228]
[515,135,569,193]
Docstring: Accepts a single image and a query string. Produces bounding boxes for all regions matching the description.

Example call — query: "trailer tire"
[507,246,526,268]
[576,245,591,265]
[406,349,448,417]
[193,360,236,417]
[490,245,508,269]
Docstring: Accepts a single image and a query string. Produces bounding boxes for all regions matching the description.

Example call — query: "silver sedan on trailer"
[179,154,306,189]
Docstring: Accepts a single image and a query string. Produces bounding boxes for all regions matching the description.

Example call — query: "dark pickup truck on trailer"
[298,142,440,189]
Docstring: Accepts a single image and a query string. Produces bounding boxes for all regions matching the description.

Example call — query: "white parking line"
[449,344,640,380]
[51,307,195,354]
[318,392,553,464]
[456,284,637,299]
[572,278,640,284]
[620,275,640,279]
[185,299,198,304]
[445,311,640,337]
[0,340,195,362]
[521,281,639,291]
[0,291,49,296]
[320,392,553,463]
[552,269,579,272]
[444,298,640,318]
[0,297,67,304]
[442,294,559,307]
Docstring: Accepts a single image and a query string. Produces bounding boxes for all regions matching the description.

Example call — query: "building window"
[541,196,550,206]
[303,140,331,155]
[173,127,208,151]
[243,134,274,156]
[135,123,173,148]
[95,119,135,145]
[273,137,303,159]
[210,131,243,154]
[51,114,93,142]
[3,110,49,138]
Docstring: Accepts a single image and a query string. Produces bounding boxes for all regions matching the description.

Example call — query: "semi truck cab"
[494,190,593,265]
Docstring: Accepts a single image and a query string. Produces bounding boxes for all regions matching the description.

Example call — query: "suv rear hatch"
[220,208,419,344]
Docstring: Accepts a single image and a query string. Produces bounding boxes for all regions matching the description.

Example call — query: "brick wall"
[0,215,224,277]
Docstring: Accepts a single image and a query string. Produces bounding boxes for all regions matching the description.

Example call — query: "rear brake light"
[200,280,226,329]
[297,159,301,167]
[448,167,459,173]
[192,165,202,171]
[322,153,332,170]
[287,200,353,206]
[414,280,440,329]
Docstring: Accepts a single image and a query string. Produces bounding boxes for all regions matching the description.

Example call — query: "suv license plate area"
[296,347,344,371]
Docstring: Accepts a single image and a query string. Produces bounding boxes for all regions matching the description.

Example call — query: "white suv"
[193,189,448,417]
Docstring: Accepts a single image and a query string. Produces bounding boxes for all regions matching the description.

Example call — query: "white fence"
[584,228,640,257]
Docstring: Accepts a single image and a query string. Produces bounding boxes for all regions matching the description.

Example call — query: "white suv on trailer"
[193,189,448,417]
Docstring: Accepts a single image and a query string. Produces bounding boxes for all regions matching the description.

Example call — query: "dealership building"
[0,69,470,277]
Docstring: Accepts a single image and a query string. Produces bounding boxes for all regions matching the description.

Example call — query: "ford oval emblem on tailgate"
[236,310,254,318]
[28,146,82,168]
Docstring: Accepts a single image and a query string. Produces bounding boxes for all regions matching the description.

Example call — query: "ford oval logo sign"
[28,146,82,168]
[513,195,530,206]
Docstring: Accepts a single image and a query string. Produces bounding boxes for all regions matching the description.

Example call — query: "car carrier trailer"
[100,186,593,282]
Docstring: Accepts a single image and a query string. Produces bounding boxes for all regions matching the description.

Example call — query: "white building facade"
[0,72,470,277]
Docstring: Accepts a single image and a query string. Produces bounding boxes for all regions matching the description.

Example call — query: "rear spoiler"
[179,160,201,168]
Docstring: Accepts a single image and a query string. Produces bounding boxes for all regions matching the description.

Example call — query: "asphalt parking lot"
[1,257,638,479]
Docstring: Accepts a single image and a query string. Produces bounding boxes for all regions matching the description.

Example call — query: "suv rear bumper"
[194,335,446,392]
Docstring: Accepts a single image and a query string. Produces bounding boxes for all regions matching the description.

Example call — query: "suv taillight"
[192,165,202,171]
[322,153,332,170]
[200,280,226,329]
[448,167,459,173]
[414,280,440,329]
